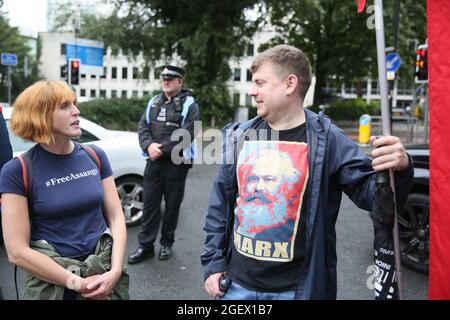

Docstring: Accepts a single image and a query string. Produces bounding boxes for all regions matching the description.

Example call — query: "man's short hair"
[10,80,76,144]
[251,45,312,101]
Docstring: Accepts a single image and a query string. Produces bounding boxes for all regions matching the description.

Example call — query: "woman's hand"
[80,270,121,300]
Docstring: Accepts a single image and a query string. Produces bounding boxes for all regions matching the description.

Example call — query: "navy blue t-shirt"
[0,143,112,257]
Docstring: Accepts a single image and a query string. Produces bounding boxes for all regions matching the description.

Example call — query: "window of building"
[234,68,241,81]
[132,90,138,97]
[81,74,86,79]
[91,74,96,79]
[111,90,117,98]
[143,91,149,97]
[100,67,106,79]
[121,90,127,98]
[371,80,379,94]
[90,90,96,98]
[60,44,66,55]
[100,90,106,98]
[133,67,139,79]
[245,95,253,107]
[246,43,254,56]
[233,93,240,107]
[111,67,117,79]
[142,66,150,79]
[246,69,252,82]
[122,67,128,79]
[80,89,86,97]
[154,68,160,80]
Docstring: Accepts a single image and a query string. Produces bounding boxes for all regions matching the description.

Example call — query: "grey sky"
[2,0,48,37]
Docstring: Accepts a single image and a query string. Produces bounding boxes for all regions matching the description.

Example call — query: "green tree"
[263,0,377,105]
[52,0,262,126]
[0,13,40,103]
[264,0,426,105]
[382,0,427,85]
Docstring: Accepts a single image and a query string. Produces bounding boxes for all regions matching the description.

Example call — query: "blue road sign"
[386,52,401,72]
[1,53,18,66]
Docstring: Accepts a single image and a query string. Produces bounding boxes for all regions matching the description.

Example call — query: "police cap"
[159,65,185,80]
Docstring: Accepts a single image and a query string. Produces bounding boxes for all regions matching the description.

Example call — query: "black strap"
[14,266,19,300]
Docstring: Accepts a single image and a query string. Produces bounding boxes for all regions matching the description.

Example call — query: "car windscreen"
[74,129,99,143]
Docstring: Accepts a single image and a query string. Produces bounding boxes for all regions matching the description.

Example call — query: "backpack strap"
[77,142,101,171]
[17,152,32,201]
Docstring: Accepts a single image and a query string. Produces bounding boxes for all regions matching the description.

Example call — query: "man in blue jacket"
[201,45,413,300]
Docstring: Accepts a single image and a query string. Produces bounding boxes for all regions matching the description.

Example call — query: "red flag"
[429,0,450,299]
[357,0,366,13]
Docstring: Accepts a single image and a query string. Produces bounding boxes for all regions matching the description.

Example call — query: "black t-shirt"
[227,120,309,292]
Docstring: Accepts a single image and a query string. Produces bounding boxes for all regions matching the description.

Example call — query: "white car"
[2,106,145,227]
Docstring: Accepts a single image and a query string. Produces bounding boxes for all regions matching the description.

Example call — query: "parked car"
[1,106,145,230]
[398,144,429,274]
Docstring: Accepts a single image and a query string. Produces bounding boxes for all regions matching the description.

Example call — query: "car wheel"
[397,193,429,274]
[116,176,144,227]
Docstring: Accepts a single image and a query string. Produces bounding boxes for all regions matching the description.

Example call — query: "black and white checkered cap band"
[161,69,183,78]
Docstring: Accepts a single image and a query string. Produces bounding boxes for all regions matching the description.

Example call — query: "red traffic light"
[71,60,80,69]
[416,49,427,57]
[415,44,428,83]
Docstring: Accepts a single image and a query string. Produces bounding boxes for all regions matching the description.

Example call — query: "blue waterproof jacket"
[201,109,414,299]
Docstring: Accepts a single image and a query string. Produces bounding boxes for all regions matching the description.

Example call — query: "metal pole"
[24,56,29,78]
[390,0,401,115]
[375,0,391,136]
[393,0,401,51]
[7,66,11,105]
[374,0,404,300]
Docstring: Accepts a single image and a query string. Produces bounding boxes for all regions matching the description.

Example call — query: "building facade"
[38,31,413,112]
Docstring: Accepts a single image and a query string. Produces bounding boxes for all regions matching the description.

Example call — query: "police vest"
[144,94,197,161]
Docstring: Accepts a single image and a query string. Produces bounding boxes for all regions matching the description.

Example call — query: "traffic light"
[61,64,68,81]
[415,44,428,83]
[68,58,80,85]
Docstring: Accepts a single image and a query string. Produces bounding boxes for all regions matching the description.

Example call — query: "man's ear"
[286,75,298,96]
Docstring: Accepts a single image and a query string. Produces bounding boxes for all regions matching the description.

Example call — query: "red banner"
[357,0,366,13]
[429,0,450,300]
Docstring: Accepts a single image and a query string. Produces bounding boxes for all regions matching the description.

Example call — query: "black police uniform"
[136,87,199,257]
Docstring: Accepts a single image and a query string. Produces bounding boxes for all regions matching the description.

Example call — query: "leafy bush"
[78,97,149,131]
[194,83,235,128]
[308,99,380,121]
[79,85,236,131]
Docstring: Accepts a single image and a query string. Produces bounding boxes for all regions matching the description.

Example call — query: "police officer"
[129,65,200,263]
